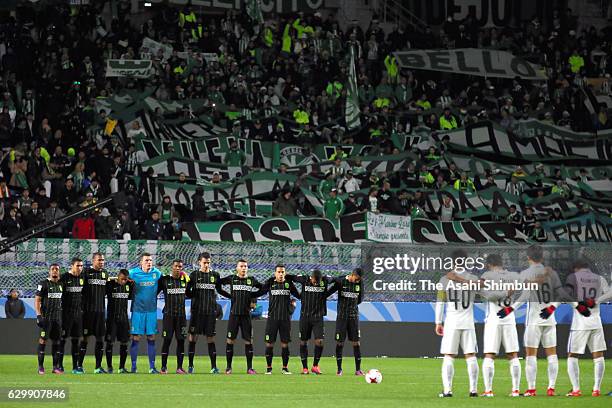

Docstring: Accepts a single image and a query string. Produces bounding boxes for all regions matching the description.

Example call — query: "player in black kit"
[35,264,63,374]
[105,269,133,373]
[328,268,364,376]
[255,264,300,375]
[79,252,109,373]
[286,269,336,375]
[157,260,189,374]
[218,259,261,374]
[58,258,84,374]
[185,252,223,374]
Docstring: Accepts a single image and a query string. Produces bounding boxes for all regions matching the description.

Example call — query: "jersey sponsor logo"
[48,292,62,298]
[196,283,216,290]
[233,285,254,291]
[270,289,290,296]
[166,288,186,295]
[112,293,129,299]
[140,281,155,286]
[66,286,83,292]
[89,279,107,285]
[304,286,324,292]
[341,292,359,298]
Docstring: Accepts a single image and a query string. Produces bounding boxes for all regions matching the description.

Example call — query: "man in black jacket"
[5,289,25,319]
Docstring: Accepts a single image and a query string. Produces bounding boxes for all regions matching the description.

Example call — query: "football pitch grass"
[0,355,609,407]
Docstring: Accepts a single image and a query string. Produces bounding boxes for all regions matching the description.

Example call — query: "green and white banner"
[366,213,411,243]
[394,49,547,80]
[105,60,153,78]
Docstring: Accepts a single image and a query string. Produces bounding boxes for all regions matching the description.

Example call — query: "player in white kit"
[565,258,608,397]
[435,250,479,398]
[496,245,564,397]
[479,254,522,397]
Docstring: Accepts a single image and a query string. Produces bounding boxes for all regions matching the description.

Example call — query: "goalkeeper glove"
[539,305,556,319]
[36,315,47,329]
[497,307,514,318]
[576,303,591,317]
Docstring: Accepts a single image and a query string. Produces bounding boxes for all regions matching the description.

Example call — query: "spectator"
[191,187,207,221]
[453,172,476,193]
[23,201,44,229]
[367,187,379,213]
[224,141,247,166]
[439,107,458,130]
[438,196,457,221]
[1,208,23,238]
[72,212,96,239]
[4,289,25,319]
[157,195,178,238]
[505,175,526,196]
[343,192,365,215]
[338,170,360,194]
[323,188,344,219]
[95,208,114,239]
[44,201,66,238]
[272,189,298,216]
[530,221,548,242]
[144,211,163,240]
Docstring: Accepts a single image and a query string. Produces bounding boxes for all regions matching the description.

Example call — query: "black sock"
[299,344,308,369]
[95,340,104,369]
[58,339,65,369]
[226,343,234,369]
[353,345,361,371]
[265,346,274,368]
[188,341,196,367]
[105,342,113,369]
[71,339,79,370]
[79,340,88,367]
[281,347,289,368]
[161,337,171,369]
[37,343,45,368]
[177,341,184,369]
[314,344,323,366]
[245,344,254,370]
[51,342,59,368]
[119,344,128,370]
[335,344,343,371]
[207,342,217,369]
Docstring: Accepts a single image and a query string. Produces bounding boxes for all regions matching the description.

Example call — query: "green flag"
[345,46,361,130]
[246,0,264,25]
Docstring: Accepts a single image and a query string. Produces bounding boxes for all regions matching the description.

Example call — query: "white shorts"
[483,324,520,354]
[524,325,556,349]
[568,328,607,354]
[440,328,478,355]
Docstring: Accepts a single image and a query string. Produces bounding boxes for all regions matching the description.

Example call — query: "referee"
[219,259,261,374]
[79,252,109,373]
[185,252,223,374]
[157,260,189,374]
[58,257,85,374]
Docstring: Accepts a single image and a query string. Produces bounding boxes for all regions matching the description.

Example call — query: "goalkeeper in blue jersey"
[129,253,162,374]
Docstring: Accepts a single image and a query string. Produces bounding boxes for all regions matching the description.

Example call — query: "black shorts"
[188,313,216,337]
[105,319,130,343]
[299,316,324,341]
[162,315,187,341]
[226,315,252,341]
[40,319,62,341]
[335,318,360,342]
[62,313,83,339]
[83,311,105,338]
[265,319,291,343]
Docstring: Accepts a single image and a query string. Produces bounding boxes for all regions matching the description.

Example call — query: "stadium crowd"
[0,2,610,240]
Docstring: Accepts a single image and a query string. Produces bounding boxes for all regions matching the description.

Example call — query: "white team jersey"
[481,269,520,326]
[567,269,608,331]
[439,273,478,330]
[512,263,563,326]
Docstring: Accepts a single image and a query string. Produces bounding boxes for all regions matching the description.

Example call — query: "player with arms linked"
[58,258,84,374]
[105,269,134,373]
[35,264,63,374]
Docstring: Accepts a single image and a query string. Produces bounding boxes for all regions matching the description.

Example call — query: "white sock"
[466,356,479,393]
[547,354,558,389]
[567,357,580,392]
[442,356,455,394]
[482,357,494,392]
[525,356,537,390]
[510,357,521,391]
[593,357,605,392]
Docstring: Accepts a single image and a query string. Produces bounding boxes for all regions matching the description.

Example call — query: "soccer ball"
[365,369,383,384]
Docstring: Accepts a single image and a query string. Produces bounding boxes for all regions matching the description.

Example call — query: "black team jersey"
[186,270,222,315]
[36,279,63,320]
[219,275,261,316]
[59,272,84,317]
[287,274,334,318]
[82,267,109,313]
[256,278,300,320]
[158,274,187,317]
[106,280,133,322]
[329,277,362,319]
